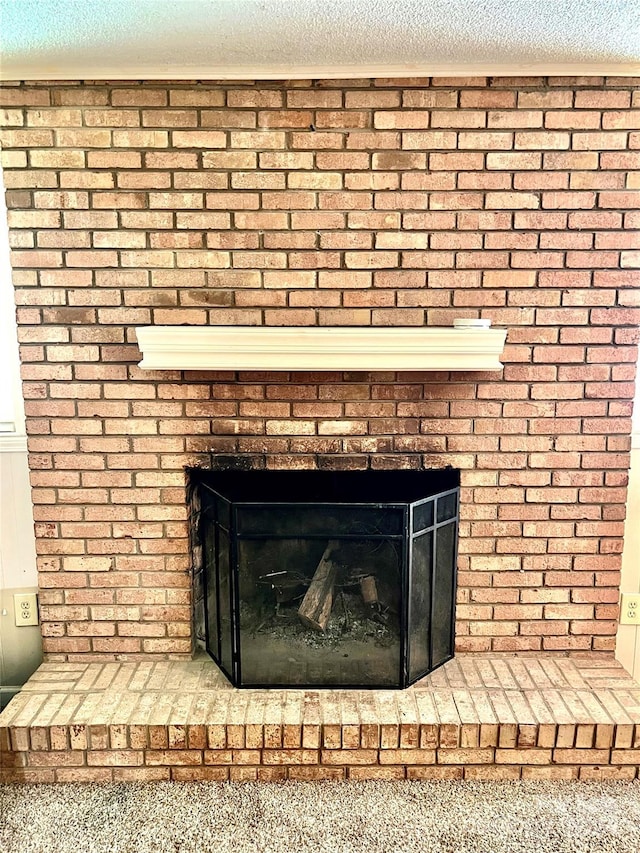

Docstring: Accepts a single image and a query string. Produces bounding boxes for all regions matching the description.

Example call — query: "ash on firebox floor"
[239,591,398,650]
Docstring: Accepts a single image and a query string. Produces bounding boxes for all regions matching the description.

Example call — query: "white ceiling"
[1,0,639,80]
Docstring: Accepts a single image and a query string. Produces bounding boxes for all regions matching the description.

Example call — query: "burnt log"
[298,540,339,632]
[360,575,379,607]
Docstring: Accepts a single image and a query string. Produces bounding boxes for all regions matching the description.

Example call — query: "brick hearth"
[1,655,638,782]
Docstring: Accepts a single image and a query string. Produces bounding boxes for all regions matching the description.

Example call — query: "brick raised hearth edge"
[1,655,639,783]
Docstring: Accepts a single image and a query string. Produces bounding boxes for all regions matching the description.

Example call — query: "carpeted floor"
[1,780,639,853]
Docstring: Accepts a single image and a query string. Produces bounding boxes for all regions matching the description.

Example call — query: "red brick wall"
[1,77,639,660]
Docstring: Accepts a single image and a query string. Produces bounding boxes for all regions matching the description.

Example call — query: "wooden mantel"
[136,326,507,372]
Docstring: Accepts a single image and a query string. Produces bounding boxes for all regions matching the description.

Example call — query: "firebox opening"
[189,468,460,689]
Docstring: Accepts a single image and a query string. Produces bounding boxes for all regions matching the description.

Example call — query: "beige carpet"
[1,780,639,853]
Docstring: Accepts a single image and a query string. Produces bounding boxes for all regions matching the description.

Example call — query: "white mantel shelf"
[136,326,507,372]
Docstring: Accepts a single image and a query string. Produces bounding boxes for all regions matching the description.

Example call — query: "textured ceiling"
[1,0,639,80]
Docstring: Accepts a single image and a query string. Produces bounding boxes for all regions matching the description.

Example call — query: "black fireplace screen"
[194,469,459,689]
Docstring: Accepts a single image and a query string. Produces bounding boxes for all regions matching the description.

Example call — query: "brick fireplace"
[1,75,639,668]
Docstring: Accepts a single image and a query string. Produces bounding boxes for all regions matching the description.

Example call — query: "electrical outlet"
[619,593,640,625]
[13,593,38,627]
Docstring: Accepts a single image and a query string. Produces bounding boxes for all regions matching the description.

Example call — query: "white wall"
[617,367,640,680]
[0,170,41,706]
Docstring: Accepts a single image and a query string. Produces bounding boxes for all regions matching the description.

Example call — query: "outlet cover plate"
[13,593,38,627]
[619,593,640,625]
